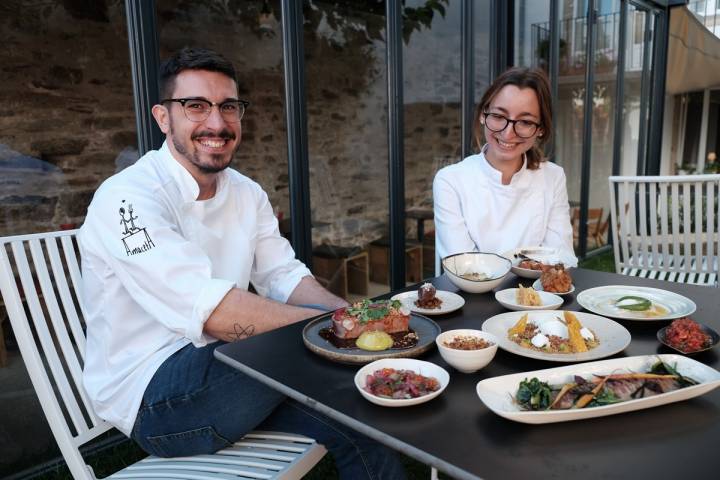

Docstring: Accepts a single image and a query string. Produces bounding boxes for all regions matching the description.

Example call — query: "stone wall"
[0,0,137,235]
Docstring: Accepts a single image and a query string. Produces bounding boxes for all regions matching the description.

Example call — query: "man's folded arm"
[203,276,347,342]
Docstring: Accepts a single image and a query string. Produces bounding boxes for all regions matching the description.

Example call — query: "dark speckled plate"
[657,322,720,355]
[302,313,441,365]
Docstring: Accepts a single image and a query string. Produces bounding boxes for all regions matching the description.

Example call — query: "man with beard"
[78,47,407,479]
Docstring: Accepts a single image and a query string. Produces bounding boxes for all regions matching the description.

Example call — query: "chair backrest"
[572,207,604,239]
[608,174,720,277]
[586,208,604,236]
[0,230,110,480]
[596,213,609,237]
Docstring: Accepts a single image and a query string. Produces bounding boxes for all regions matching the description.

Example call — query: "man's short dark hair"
[159,47,238,100]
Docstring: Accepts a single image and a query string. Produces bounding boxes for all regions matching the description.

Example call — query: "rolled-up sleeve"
[83,185,234,346]
[433,169,477,260]
[249,188,312,302]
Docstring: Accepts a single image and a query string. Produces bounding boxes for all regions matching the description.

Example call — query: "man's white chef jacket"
[79,142,311,435]
[433,148,577,266]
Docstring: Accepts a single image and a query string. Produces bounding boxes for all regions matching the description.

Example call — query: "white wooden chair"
[609,175,720,286]
[0,229,326,479]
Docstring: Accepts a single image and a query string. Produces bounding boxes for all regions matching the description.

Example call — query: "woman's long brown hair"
[474,67,553,170]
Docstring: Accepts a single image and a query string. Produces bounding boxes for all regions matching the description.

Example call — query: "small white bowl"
[442,252,511,294]
[354,358,450,407]
[532,278,576,296]
[494,288,564,311]
[436,329,499,373]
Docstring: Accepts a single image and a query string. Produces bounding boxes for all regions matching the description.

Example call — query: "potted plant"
[676,162,696,175]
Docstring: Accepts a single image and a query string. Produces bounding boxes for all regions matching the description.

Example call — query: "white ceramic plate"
[391,290,465,315]
[576,285,697,321]
[354,358,449,407]
[502,246,562,279]
[476,354,720,424]
[532,278,576,296]
[495,288,564,311]
[481,310,631,362]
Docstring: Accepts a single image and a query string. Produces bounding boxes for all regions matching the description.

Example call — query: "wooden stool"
[312,245,369,299]
[405,207,433,243]
[368,238,423,285]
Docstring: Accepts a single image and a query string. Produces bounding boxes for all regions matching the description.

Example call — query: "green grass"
[33,250,616,479]
[578,249,615,273]
[33,439,147,479]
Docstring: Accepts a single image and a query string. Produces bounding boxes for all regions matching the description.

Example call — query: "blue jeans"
[131,341,407,479]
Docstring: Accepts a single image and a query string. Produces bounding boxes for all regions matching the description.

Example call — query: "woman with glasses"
[433,67,576,265]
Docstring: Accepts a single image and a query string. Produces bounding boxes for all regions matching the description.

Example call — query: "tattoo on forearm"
[232,323,256,339]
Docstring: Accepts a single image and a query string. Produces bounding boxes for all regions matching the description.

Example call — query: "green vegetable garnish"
[650,359,699,387]
[587,389,622,407]
[516,378,553,411]
[615,296,652,311]
[346,299,403,324]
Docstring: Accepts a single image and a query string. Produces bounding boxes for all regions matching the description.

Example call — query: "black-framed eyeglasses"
[161,98,250,123]
[483,111,540,138]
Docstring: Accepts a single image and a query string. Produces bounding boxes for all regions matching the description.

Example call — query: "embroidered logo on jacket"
[119,200,155,256]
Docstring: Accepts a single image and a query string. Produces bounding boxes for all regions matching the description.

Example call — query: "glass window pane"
[0,2,137,238]
[705,89,720,173]
[0,1,136,475]
[586,0,620,251]
[680,91,705,171]
[555,1,587,213]
[619,5,648,176]
[515,0,550,69]
[475,0,492,107]
[404,0,462,280]
[304,1,390,299]
[156,0,290,221]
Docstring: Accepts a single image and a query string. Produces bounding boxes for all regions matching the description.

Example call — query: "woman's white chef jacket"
[79,142,311,435]
[433,147,577,266]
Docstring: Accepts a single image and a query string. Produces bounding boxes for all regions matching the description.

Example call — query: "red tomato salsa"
[364,368,440,399]
[665,317,712,353]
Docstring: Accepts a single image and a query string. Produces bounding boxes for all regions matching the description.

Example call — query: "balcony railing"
[531,11,646,76]
[687,0,720,37]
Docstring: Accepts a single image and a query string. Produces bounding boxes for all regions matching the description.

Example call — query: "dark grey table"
[215,269,720,479]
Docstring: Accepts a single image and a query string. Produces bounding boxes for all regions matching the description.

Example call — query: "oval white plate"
[354,358,449,407]
[481,310,631,362]
[532,278,575,296]
[495,288,563,311]
[576,285,697,321]
[476,354,720,424]
[391,290,465,315]
[502,246,562,279]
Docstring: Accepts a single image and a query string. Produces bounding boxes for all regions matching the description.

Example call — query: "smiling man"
[156,69,243,188]
[78,47,406,479]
